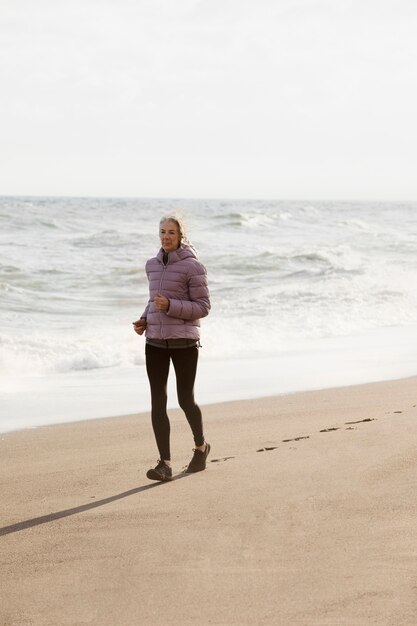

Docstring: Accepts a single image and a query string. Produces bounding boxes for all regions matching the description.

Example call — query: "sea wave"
[1,195,417,376]
[212,209,282,228]
[0,329,143,377]
[71,229,140,248]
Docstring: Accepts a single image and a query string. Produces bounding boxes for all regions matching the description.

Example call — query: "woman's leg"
[145,344,171,461]
[171,346,205,447]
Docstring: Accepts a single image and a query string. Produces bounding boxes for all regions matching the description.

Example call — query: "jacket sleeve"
[166,266,210,321]
[141,301,150,319]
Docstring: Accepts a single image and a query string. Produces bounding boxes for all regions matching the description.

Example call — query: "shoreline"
[3,371,417,437]
[3,325,417,434]
[2,375,417,625]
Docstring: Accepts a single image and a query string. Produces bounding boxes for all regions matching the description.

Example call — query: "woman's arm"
[166,270,210,320]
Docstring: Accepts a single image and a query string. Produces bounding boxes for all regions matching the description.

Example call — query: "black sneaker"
[146,460,173,482]
[185,442,211,473]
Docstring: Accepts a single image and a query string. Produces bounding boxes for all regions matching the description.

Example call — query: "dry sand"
[1,377,417,625]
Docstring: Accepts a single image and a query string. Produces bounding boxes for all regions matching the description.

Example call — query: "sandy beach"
[1,376,417,625]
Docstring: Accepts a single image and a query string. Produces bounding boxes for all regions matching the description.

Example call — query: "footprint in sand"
[393,410,402,414]
[345,418,375,425]
[282,436,310,443]
[256,446,278,452]
[210,456,235,463]
[319,427,339,433]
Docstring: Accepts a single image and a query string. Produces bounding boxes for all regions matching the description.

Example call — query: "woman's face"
[159,220,180,252]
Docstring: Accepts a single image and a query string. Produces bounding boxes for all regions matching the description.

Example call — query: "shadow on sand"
[0,473,191,537]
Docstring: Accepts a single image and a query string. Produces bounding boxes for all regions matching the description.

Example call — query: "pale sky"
[2,0,417,200]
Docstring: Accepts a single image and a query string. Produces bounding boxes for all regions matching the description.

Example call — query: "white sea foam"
[1,326,416,434]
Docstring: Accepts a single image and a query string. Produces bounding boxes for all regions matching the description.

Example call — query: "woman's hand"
[132,319,147,335]
[154,294,170,311]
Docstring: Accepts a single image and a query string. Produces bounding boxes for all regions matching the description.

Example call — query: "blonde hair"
[159,213,189,246]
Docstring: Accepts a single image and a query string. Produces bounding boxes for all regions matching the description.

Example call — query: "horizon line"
[1,192,417,204]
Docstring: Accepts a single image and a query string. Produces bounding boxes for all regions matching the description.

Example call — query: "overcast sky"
[1,0,417,200]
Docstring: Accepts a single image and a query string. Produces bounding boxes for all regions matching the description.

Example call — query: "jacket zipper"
[158,257,168,338]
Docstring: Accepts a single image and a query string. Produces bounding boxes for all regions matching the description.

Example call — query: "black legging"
[145,343,204,461]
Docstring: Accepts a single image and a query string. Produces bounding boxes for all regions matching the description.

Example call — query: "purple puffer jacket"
[141,244,210,340]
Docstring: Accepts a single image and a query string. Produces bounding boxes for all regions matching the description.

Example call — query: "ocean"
[1,196,417,433]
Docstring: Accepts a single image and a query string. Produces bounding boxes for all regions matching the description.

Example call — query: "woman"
[133,215,211,482]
